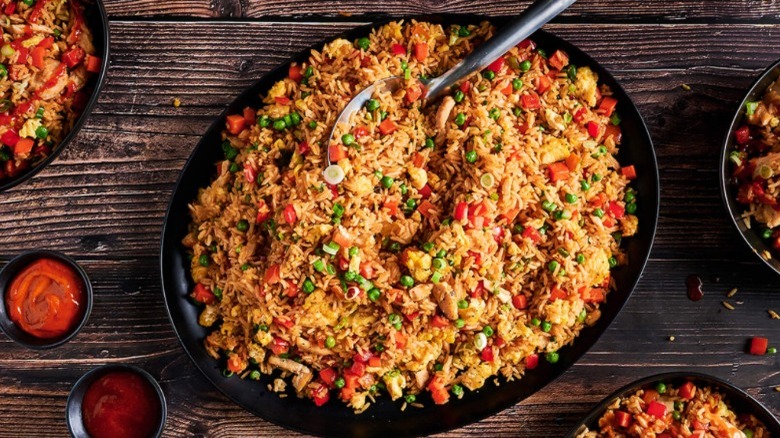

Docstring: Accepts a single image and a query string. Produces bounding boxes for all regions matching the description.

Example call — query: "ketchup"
[5,258,85,339]
[82,371,162,438]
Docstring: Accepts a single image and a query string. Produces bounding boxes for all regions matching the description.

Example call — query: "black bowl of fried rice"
[0,0,109,193]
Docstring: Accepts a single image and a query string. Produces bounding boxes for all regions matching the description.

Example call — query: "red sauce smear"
[66,0,85,45]
[82,371,162,438]
[5,258,84,339]
[686,274,704,301]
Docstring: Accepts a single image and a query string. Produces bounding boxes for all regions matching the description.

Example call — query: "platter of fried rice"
[161,17,659,436]
[0,0,108,191]
[570,373,779,438]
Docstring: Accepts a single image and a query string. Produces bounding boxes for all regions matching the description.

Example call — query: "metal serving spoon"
[323,0,577,184]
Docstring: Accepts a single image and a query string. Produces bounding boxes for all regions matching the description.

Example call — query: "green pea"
[289,112,301,126]
[249,370,261,380]
[512,78,523,90]
[465,150,477,163]
[482,326,494,337]
[0,65,7,78]
[520,60,532,72]
[593,208,604,218]
[324,335,336,349]
[334,377,345,388]
[548,260,559,272]
[576,254,585,264]
[199,254,210,267]
[762,228,773,239]
[541,321,552,332]
[365,99,380,112]
[451,384,464,396]
[342,133,355,146]
[581,180,591,191]
[608,256,617,268]
[455,113,466,126]
[436,249,447,258]
[591,173,602,182]
[457,26,470,37]
[655,382,667,394]
[272,119,286,131]
[454,90,464,103]
[381,176,394,189]
[626,202,637,214]
[531,317,541,326]
[489,108,500,120]
[566,65,577,81]
[229,162,239,173]
[356,37,370,51]
[344,270,357,281]
[303,278,315,294]
[425,137,435,149]
[308,120,317,129]
[421,242,434,252]
[542,200,556,212]
[283,114,292,127]
[672,411,682,422]
[236,219,249,232]
[457,299,469,309]
[545,351,559,363]
[368,288,381,301]
[767,346,778,354]
[258,115,270,128]
[434,363,444,371]
[565,193,577,204]
[389,241,401,253]
[455,318,465,328]
[482,70,496,80]
[35,125,48,140]
[400,275,414,287]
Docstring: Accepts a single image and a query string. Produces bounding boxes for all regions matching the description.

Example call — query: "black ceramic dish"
[720,58,780,276]
[566,372,780,437]
[0,250,93,349]
[160,16,660,437]
[0,0,110,193]
[66,364,167,438]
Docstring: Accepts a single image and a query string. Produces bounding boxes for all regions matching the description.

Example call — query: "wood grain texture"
[0,17,779,438]
[100,0,780,22]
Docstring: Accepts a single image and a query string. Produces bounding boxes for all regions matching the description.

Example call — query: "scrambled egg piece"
[539,136,570,165]
[18,118,41,139]
[574,66,600,107]
[402,249,432,282]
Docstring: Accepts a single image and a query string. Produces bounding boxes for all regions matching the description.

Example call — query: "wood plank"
[99,0,780,22]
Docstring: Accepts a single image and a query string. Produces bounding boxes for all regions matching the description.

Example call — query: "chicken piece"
[434,96,456,145]
[401,248,432,282]
[36,60,68,100]
[382,372,406,401]
[574,66,600,108]
[268,356,313,392]
[755,204,780,228]
[408,284,432,301]
[538,136,571,165]
[296,337,333,356]
[198,305,219,327]
[432,282,460,320]
[544,108,566,132]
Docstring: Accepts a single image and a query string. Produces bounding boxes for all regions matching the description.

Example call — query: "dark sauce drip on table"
[686,274,704,301]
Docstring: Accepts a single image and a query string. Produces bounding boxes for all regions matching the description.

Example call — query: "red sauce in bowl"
[82,371,162,438]
[5,258,85,339]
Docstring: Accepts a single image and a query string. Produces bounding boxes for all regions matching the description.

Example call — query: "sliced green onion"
[745,101,760,116]
[323,241,340,256]
[323,164,345,185]
[480,173,495,189]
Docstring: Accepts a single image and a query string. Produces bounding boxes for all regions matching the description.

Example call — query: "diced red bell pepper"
[646,401,666,419]
[4,1,16,15]
[243,107,256,125]
[297,141,310,155]
[411,152,425,168]
[512,294,527,310]
[536,76,552,94]
[310,382,330,406]
[521,93,541,110]
[227,353,247,374]
[336,255,349,272]
[431,315,450,328]
[367,355,382,368]
[735,125,751,145]
[85,54,101,73]
[614,410,632,428]
[14,46,28,65]
[243,163,257,184]
[353,125,370,139]
[607,201,625,219]
[274,317,295,329]
[283,204,297,224]
[750,336,769,355]
[270,337,290,355]
[349,360,366,377]
[14,138,33,156]
[378,119,397,135]
[621,165,637,180]
[501,83,513,96]
[264,264,281,284]
[522,225,542,243]
[517,39,536,50]
[339,372,360,401]
[418,200,435,218]
[459,81,471,94]
[319,367,338,387]
[31,46,46,69]
[548,161,570,182]
[454,201,468,221]
[492,226,505,243]
[62,47,85,68]
[549,286,568,302]
[580,287,605,303]
[192,283,216,305]
[226,114,246,135]
[383,198,399,216]
[487,56,505,74]
[642,389,659,405]
[427,375,450,405]
[329,144,347,162]
[256,200,271,223]
[1,129,19,147]
[598,96,618,117]
[573,107,587,124]
[470,280,486,299]
[565,153,581,171]
[391,43,407,56]
[288,64,303,82]
[604,124,622,143]
[480,346,495,362]
[418,184,432,199]
[285,283,299,298]
[332,226,352,248]
[548,50,569,71]
[406,84,423,103]
[413,43,428,62]
[679,381,696,400]
[587,121,602,138]
[525,353,539,370]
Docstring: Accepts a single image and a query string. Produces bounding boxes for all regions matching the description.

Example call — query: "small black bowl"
[720,58,780,275]
[66,364,167,438]
[566,372,780,437]
[0,0,110,193]
[0,250,93,349]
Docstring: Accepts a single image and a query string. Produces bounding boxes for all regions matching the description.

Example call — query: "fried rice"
[576,380,771,438]
[0,0,100,181]
[183,20,639,411]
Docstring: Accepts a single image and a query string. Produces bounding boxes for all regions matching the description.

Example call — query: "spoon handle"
[425,0,576,101]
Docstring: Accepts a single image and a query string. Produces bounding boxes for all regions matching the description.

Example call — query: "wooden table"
[1,1,779,436]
